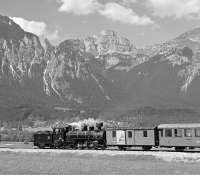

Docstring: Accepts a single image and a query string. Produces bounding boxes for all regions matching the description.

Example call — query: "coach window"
[160,129,163,137]
[165,129,172,137]
[195,128,200,137]
[128,131,132,138]
[112,131,116,138]
[184,129,192,137]
[143,130,148,137]
[174,129,182,137]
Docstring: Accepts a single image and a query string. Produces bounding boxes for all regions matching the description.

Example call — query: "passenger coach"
[158,123,200,151]
[106,127,158,150]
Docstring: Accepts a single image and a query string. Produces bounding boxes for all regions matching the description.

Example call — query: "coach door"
[116,130,126,145]
[126,130,135,145]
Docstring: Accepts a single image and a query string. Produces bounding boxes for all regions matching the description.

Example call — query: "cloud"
[146,0,200,19]
[55,0,154,26]
[121,0,137,5]
[11,17,60,44]
[99,2,154,25]
[57,0,102,15]
[11,17,47,36]
[47,29,59,42]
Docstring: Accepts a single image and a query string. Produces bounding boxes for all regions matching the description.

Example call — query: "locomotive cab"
[52,125,72,148]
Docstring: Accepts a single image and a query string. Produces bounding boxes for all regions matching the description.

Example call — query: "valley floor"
[0,143,200,175]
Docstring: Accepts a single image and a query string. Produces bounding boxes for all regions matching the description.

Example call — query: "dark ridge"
[0,14,24,41]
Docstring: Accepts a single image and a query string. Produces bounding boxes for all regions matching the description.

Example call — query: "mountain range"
[1,14,200,125]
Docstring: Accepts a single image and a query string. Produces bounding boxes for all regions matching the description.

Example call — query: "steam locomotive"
[34,123,200,151]
[34,123,106,149]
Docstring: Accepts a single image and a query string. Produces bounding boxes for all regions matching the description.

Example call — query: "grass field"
[0,143,200,175]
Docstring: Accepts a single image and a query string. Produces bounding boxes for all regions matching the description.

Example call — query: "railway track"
[1,145,200,153]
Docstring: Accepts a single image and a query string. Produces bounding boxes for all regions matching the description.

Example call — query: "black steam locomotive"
[34,123,106,149]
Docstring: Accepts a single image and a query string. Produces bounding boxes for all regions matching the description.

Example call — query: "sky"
[0,0,200,47]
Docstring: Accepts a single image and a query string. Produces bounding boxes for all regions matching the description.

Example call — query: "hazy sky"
[1,0,200,47]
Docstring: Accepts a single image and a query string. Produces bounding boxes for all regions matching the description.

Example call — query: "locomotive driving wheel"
[38,144,45,149]
[118,146,126,151]
[175,147,185,152]
[142,146,152,151]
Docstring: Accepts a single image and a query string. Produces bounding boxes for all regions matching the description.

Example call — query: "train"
[33,123,200,151]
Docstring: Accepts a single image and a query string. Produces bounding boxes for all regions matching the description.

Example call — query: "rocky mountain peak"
[170,27,200,53]
[85,30,136,56]
[43,36,112,106]
[97,29,135,54]
[139,27,200,95]
[176,27,200,41]
[0,16,45,84]
[57,39,85,54]
[84,30,139,70]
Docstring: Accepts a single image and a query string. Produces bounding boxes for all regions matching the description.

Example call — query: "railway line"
[1,143,200,153]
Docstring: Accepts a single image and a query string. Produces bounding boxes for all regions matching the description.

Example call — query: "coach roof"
[158,123,200,129]
[106,126,155,130]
